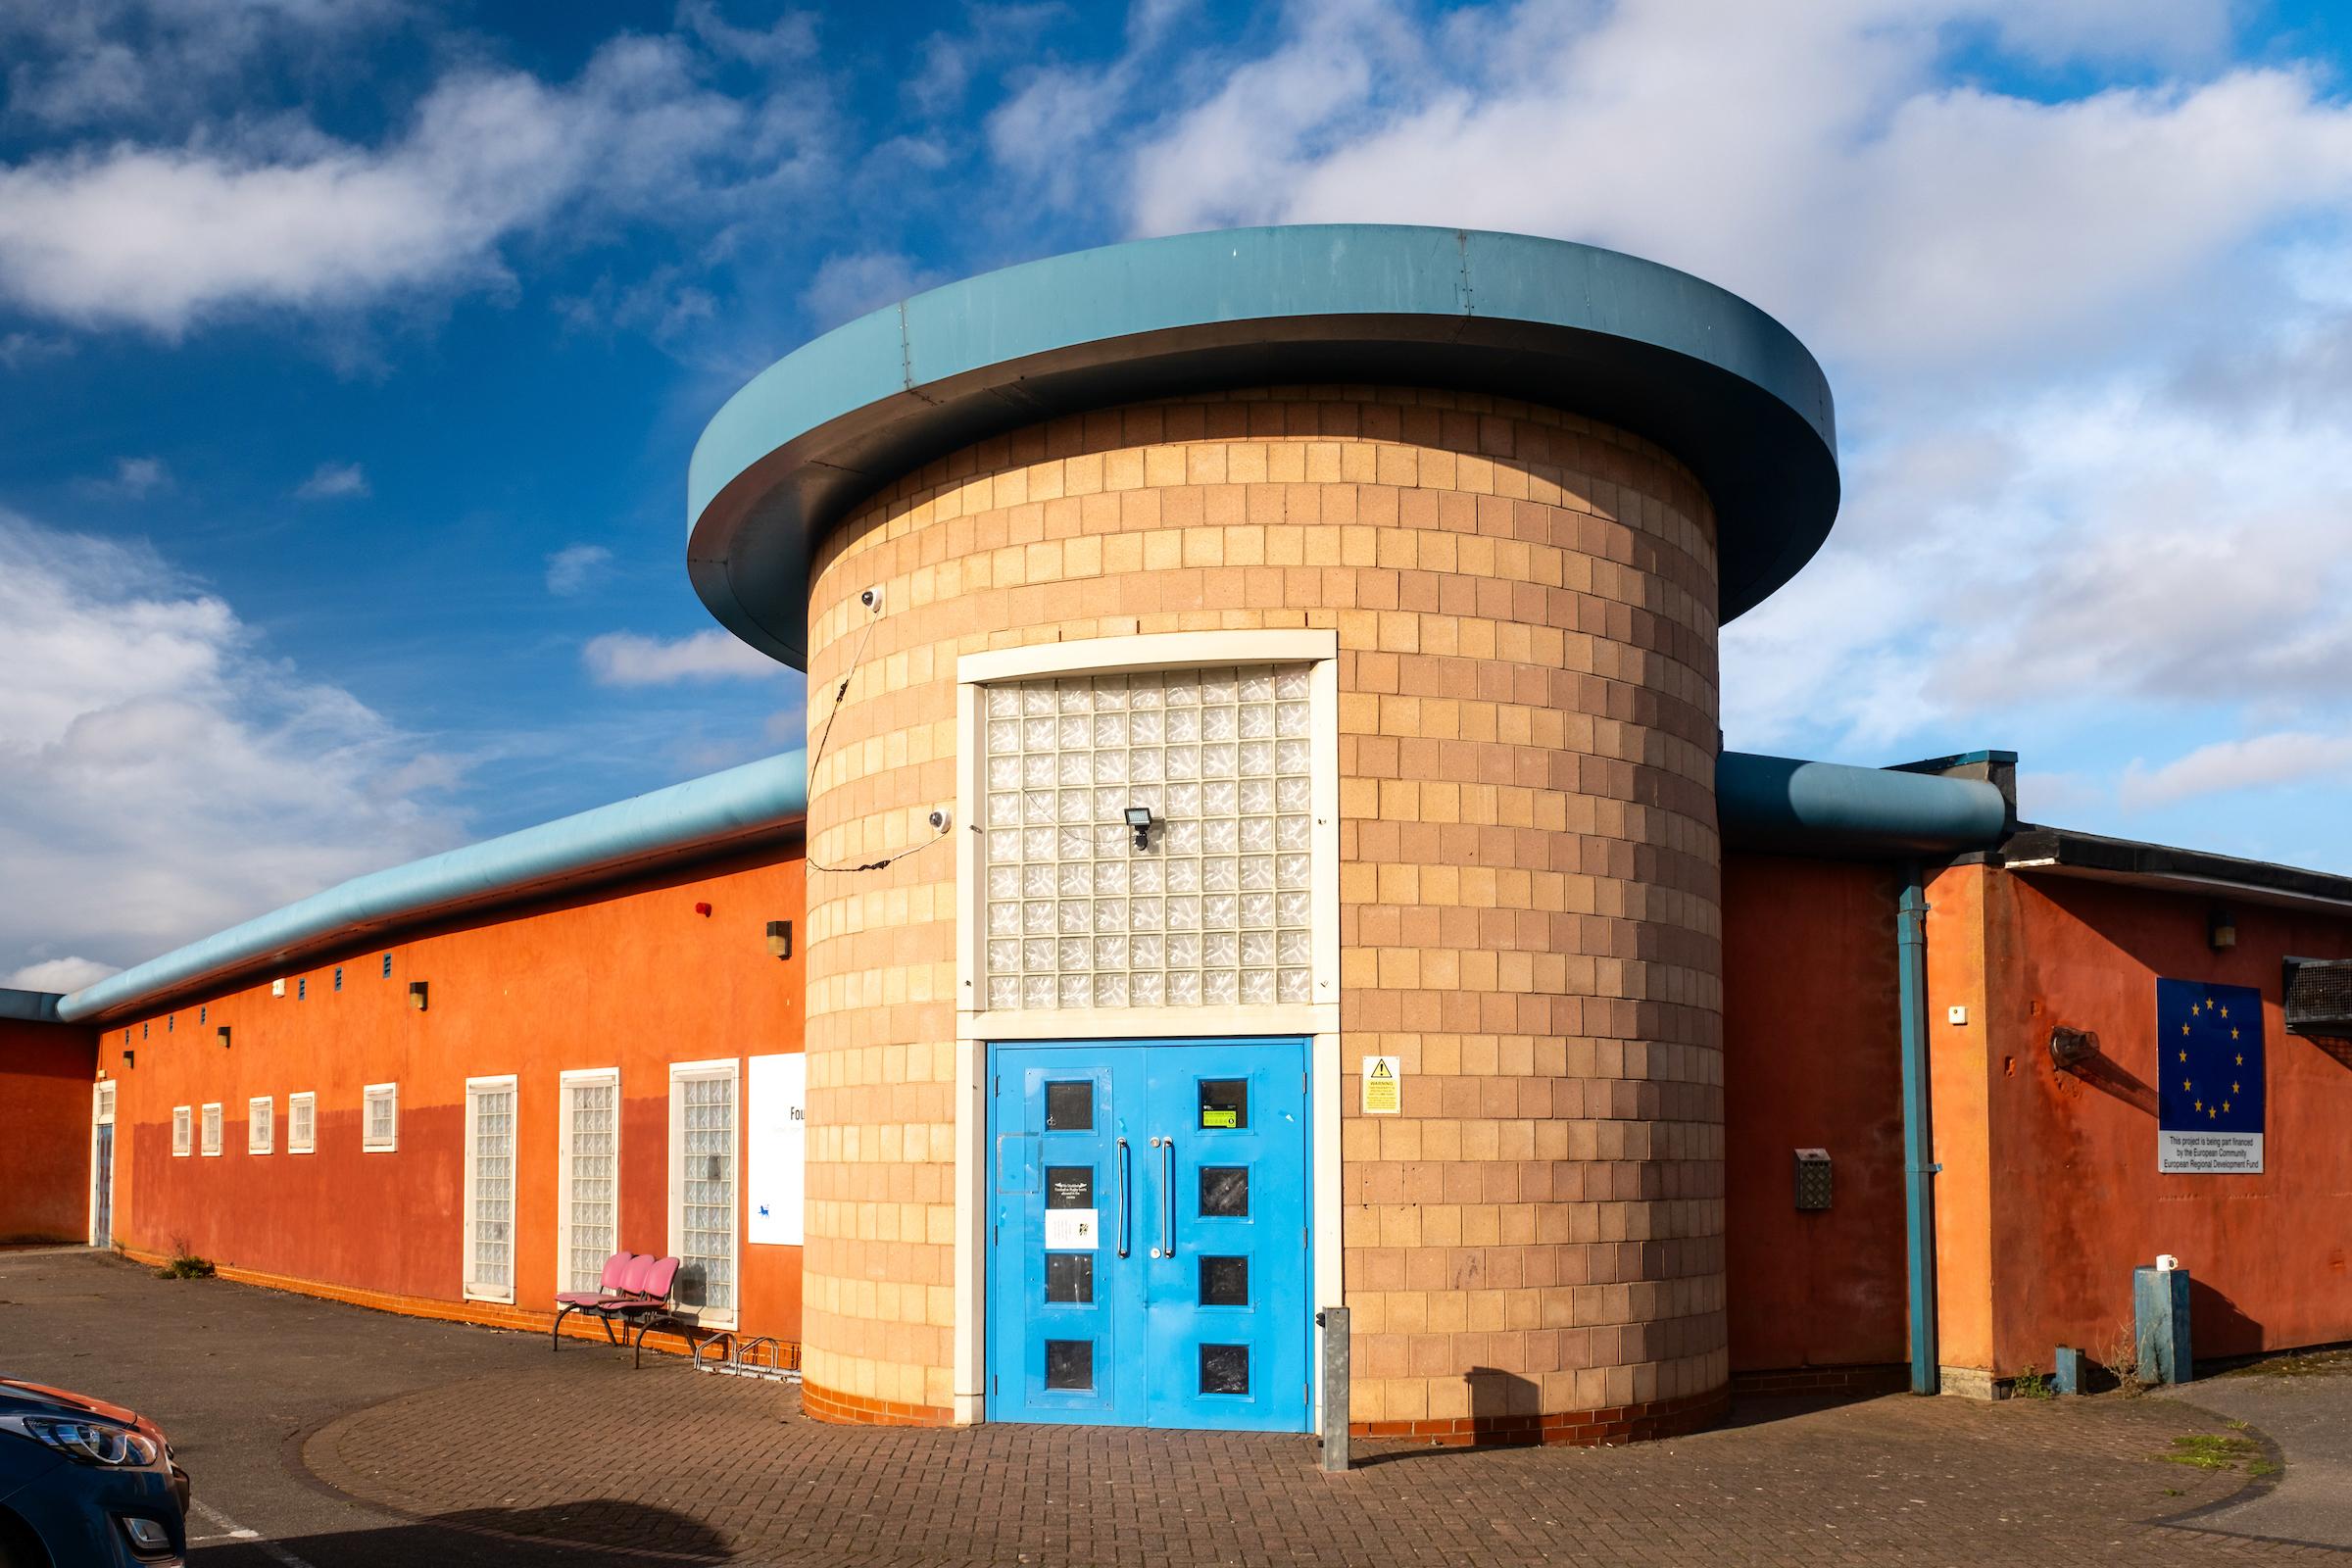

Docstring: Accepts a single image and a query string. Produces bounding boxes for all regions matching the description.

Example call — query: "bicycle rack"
[691,1333,802,1383]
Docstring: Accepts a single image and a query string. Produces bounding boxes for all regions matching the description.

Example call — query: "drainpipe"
[1897,863,1939,1396]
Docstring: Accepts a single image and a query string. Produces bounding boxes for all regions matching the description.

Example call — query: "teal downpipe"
[56,750,808,1026]
[1897,865,1940,1396]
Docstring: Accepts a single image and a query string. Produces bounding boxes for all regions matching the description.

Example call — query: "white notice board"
[746,1053,806,1246]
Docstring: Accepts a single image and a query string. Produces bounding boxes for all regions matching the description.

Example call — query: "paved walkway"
[1,1250,2340,1566]
[2161,1353,2352,1552]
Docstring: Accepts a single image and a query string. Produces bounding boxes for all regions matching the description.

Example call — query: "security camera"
[859,586,883,612]
[927,808,953,833]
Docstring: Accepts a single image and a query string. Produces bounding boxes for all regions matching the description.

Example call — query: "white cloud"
[2121,732,2352,810]
[544,543,613,596]
[800,249,938,329]
[0,30,822,335]
[5,956,119,993]
[0,510,466,977]
[582,627,783,685]
[293,460,368,499]
[77,456,172,499]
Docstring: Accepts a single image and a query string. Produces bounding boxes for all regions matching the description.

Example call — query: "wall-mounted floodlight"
[766,919,793,959]
[1124,806,1154,851]
[408,981,429,1012]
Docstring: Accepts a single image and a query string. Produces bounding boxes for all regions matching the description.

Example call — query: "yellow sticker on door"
[1361,1055,1400,1115]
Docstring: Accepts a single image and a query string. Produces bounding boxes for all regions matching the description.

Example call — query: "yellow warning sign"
[1361,1055,1401,1115]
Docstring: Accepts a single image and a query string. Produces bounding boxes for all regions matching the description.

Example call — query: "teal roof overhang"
[689,223,1840,669]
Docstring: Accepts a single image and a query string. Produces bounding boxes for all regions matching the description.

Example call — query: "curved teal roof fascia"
[688,223,1840,668]
[1717,752,2008,857]
[0,987,64,1024]
[56,750,808,1026]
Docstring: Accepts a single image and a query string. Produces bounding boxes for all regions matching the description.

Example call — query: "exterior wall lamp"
[2209,907,2236,951]
[1124,806,1154,850]
[217,1026,231,1049]
[408,981,429,1012]
[766,919,793,959]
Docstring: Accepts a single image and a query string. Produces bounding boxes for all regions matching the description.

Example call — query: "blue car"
[0,1377,188,1567]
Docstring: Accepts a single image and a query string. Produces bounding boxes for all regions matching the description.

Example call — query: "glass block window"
[674,1071,736,1317]
[288,1092,316,1153]
[363,1084,399,1152]
[200,1102,222,1156]
[564,1076,619,1295]
[247,1096,273,1154]
[979,664,1316,1010]
[172,1105,191,1156]
[466,1082,515,1298]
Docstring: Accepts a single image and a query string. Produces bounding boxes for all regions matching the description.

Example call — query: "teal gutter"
[56,750,808,1027]
[1715,752,2007,856]
[0,987,65,1025]
[689,223,1840,666]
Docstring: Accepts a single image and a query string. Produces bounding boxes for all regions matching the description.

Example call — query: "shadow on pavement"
[192,1499,731,1566]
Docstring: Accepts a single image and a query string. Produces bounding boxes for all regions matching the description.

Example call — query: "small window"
[1045,1081,1092,1131]
[288,1092,316,1154]
[172,1106,191,1157]
[363,1083,399,1152]
[1198,1078,1247,1129]
[200,1103,222,1156]
[1045,1253,1094,1303]
[248,1097,274,1154]
[1200,1344,1250,1395]
[1199,1166,1249,1217]
[1200,1255,1249,1307]
[1045,1339,1094,1391]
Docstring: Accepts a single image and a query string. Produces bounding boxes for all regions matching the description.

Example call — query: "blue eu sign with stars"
[2156,977,2265,1174]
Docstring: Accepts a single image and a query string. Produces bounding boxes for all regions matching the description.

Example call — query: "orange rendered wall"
[0,1020,99,1243]
[103,839,806,1347]
[1720,854,1909,1372]
[1980,872,2352,1371]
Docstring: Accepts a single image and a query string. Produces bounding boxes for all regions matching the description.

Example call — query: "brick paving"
[0,1250,2331,1567]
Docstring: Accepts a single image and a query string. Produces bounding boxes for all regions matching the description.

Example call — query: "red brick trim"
[1350,1384,1728,1447]
[799,1381,956,1427]
[112,1243,794,1366]
[1731,1363,1910,1398]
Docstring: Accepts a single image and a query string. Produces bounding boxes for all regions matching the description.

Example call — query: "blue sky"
[4,0,2352,987]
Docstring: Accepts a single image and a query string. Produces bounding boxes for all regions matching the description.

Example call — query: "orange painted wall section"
[1981,872,2352,1371]
[1923,862,1996,1374]
[1720,854,1909,1372]
[104,840,807,1346]
[0,1020,99,1243]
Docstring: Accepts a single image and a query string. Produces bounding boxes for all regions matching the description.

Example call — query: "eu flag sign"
[2156,977,2265,1174]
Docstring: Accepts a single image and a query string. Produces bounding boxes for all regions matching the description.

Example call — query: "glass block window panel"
[248,1096,273,1154]
[172,1106,191,1156]
[979,663,1317,1009]
[676,1073,736,1316]
[200,1103,222,1156]
[1045,1081,1092,1130]
[564,1078,619,1294]
[288,1093,316,1153]
[1200,1343,1250,1396]
[466,1084,515,1296]
[1045,1339,1094,1391]
[1199,1166,1249,1218]
[1200,1255,1249,1307]
[1046,1253,1094,1304]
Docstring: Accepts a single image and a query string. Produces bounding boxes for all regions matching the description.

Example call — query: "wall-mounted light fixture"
[766,919,793,959]
[2049,1025,2098,1072]
[122,1050,134,1068]
[217,1026,231,1049]
[408,981,429,1012]
[2209,906,2237,952]
[1124,806,1154,851]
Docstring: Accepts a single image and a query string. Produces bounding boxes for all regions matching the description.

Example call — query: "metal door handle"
[1160,1137,1176,1261]
[1116,1137,1132,1258]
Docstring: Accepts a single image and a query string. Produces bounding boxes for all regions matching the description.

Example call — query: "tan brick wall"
[800,385,1726,1423]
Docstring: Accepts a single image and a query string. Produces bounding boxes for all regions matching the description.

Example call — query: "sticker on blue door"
[989,1038,1310,1432]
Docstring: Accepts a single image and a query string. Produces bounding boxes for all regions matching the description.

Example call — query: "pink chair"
[551,1252,641,1351]
[607,1256,684,1368]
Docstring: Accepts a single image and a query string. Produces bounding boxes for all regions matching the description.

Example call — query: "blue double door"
[989,1037,1310,1432]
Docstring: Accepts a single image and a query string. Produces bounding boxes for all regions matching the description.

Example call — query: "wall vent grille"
[2283,958,2352,1037]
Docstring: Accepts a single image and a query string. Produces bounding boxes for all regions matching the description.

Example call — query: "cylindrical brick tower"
[687,225,1838,1441]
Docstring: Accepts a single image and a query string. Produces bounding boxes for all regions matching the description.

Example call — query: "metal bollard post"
[1318,1306,1350,1472]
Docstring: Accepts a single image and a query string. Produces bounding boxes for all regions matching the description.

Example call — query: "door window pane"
[1045,1165,1094,1208]
[1200,1166,1249,1217]
[1200,1344,1250,1395]
[1045,1081,1092,1130]
[1046,1339,1094,1391]
[1198,1079,1248,1129]
[1199,1255,1249,1307]
[1046,1253,1094,1304]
